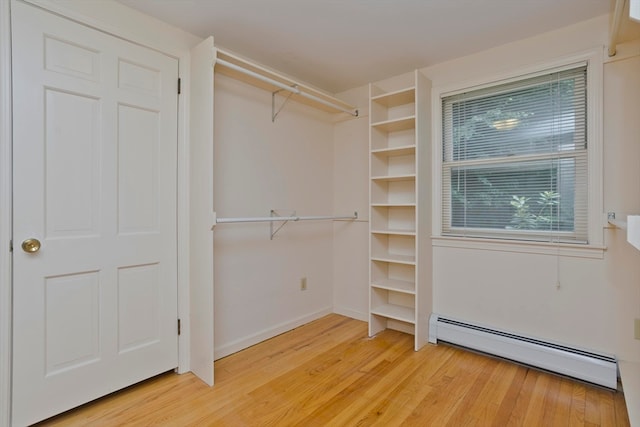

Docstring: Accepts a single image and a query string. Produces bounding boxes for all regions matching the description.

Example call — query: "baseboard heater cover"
[428,314,617,389]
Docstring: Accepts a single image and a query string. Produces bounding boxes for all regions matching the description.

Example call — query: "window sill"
[431,236,606,259]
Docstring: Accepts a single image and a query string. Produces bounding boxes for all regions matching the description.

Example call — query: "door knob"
[21,238,41,253]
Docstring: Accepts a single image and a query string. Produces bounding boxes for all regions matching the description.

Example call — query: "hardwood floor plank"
[615,388,632,427]
[540,374,562,424]
[522,371,551,424]
[467,359,520,424]
[506,369,540,425]
[36,314,630,427]
[227,330,412,425]
[442,354,499,426]
[401,348,494,425]
[215,314,357,382]
[552,377,577,425]
[488,362,529,426]
[599,389,617,427]
[294,342,420,426]
[585,385,601,425]
[181,315,368,420]
[570,381,587,425]
[325,344,456,426]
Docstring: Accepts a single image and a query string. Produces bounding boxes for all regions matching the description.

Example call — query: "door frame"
[0,1,205,424]
[0,0,13,425]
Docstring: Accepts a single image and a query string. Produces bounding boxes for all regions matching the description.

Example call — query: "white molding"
[431,88,443,237]
[214,308,332,360]
[432,236,606,259]
[619,361,640,427]
[20,0,200,58]
[0,0,12,425]
[187,37,215,386]
[333,307,368,322]
[431,48,605,249]
[432,49,602,98]
[176,52,191,374]
[603,39,640,63]
[586,48,605,248]
[631,0,640,22]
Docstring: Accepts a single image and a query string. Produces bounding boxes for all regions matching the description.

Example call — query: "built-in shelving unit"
[368,71,432,351]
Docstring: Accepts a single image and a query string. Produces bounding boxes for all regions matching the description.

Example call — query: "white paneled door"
[11,3,179,425]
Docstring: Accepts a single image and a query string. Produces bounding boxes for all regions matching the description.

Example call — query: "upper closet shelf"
[215,48,358,118]
[371,116,416,132]
[371,87,416,107]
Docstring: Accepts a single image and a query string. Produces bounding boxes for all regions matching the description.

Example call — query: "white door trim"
[176,48,192,376]
[0,1,13,425]
[187,37,215,386]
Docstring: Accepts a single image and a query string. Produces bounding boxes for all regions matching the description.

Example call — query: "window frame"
[431,51,604,258]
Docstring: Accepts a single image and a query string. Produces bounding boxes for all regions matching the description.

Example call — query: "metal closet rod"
[216,212,358,224]
[608,0,626,57]
[216,58,358,117]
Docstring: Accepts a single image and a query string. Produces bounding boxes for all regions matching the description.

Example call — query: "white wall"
[423,16,640,362]
[332,88,369,319]
[212,73,336,358]
[602,45,640,361]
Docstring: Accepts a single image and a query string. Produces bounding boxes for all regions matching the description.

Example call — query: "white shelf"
[370,253,415,265]
[369,72,431,352]
[371,174,416,182]
[371,87,416,107]
[371,278,415,294]
[371,116,415,133]
[371,203,416,208]
[371,304,415,324]
[371,145,416,156]
[371,229,416,236]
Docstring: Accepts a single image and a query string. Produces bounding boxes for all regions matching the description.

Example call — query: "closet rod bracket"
[272,87,297,122]
[270,209,296,239]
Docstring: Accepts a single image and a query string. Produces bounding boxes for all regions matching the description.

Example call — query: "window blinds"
[441,65,588,243]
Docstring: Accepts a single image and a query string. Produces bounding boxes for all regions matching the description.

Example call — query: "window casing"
[441,65,588,243]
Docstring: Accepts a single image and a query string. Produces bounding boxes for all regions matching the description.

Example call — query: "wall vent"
[429,314,617,389]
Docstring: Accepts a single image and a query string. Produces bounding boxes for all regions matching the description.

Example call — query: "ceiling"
[118,0,629,94]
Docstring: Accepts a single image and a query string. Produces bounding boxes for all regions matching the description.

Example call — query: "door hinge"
[177,78,181,95]
[177,318,181,335]
[9,239,12,252]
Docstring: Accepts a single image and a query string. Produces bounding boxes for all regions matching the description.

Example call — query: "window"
[441,65,588,243]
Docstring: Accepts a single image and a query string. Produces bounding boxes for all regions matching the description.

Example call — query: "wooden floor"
[39,314,630,426]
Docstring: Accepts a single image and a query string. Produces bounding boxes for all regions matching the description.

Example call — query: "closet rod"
[216,212,358,224]
[216,58,358,117]
[608,0,626,56]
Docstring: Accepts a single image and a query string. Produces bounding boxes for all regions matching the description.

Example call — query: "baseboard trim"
[332,307,367,322]
[619,360,640,427]
[214,307,332,360]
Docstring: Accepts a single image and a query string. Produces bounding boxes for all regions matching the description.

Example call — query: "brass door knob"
[21,238,41,253]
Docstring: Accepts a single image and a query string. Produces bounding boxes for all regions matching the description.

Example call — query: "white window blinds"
[441,65,588,243]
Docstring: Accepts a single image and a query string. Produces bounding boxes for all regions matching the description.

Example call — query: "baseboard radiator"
[428,314,617,389]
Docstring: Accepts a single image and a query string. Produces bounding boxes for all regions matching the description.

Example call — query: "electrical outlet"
[635,318,640,340]
[300,277,307,291]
